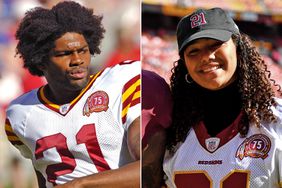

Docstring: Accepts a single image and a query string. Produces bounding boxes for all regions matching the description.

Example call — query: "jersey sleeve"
[271,98,282,186]
[119,61,141,130]
[5,118,33,159]
[5,91,36,159]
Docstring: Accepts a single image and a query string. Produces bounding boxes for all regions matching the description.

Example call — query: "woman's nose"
[201,48,216,63]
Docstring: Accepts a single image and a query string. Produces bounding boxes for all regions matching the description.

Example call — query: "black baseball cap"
[177,7,240,55]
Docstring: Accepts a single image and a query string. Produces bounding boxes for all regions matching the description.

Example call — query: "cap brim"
[179,29,233,54]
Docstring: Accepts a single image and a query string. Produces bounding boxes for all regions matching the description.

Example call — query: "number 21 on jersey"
[35,124,110,185]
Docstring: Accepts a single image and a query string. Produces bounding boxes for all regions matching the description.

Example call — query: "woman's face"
[183,38,237,90]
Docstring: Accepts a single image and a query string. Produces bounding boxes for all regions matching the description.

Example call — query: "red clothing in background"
[142,69,173,148]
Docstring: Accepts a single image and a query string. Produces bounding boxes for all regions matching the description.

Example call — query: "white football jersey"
[163,98,282,188]
[5,60,140,187]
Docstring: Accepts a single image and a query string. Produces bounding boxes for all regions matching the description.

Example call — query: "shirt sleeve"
[120,61,141,130]
[5,118,33,159]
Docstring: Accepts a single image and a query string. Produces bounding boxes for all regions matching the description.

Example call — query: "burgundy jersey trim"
[119,60,137,65]
[194,112,244,153]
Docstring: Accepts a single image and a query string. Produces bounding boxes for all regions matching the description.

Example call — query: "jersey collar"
[37,71,103,116]
[193,112,244,153]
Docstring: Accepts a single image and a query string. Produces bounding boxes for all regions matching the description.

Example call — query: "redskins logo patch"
[83,91,109,116]
[236,134,271,160]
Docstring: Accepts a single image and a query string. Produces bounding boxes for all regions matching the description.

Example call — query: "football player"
[5,1,140,187]
[164,8,282,188]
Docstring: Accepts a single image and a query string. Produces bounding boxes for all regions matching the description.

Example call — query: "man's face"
[43,32,91,92]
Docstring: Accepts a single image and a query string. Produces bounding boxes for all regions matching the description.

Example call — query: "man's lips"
[68,68,87,79]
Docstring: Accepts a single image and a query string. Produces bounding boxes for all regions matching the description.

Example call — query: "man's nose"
[70,51,82,65]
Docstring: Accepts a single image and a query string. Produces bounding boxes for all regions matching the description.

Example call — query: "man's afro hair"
[16,1,105,76]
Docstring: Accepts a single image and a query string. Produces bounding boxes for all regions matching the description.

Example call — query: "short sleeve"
[5,118,33,159]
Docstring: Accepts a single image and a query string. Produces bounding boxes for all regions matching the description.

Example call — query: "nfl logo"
[59,103,70,115]
[205,137,220,152]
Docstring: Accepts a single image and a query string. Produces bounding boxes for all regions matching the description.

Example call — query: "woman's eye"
[210,42,223,50]
[187,49,199,56]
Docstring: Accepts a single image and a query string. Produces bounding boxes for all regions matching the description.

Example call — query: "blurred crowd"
[143,0,282,14]
[0,0,140,187]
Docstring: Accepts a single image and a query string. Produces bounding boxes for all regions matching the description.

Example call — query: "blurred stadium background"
[142,0,282,91]
[0,0,140,187]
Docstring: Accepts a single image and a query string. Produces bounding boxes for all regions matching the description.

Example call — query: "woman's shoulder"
[263,97,282,139]
[272,97,282,117]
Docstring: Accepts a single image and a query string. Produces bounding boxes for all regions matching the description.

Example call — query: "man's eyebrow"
[53,45,89,53]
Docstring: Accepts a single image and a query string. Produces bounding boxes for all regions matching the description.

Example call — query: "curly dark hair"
[167,33,281,152]
[15,1,105,76]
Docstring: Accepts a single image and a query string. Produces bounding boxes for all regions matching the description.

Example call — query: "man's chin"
[69,78,90,91]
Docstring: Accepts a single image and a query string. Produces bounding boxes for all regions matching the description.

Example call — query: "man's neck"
[44,85,82,105]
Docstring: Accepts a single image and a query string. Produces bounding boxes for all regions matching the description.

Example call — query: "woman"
[164,7,282,188]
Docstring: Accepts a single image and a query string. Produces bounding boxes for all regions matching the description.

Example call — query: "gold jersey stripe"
[122,79,140,103]
[132,90,140,101]
[39,88,59,109]
[7,135,21,142]
[5,122,22,143]
[5,122,13,132]
[121,91,140,119]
